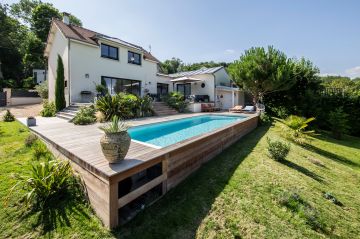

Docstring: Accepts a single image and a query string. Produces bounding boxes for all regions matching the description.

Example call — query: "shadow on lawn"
[279,159,324,183]
[305,143,359,169]
[112,124,271,239]
[19,192,90,235]
[315,131,360,150]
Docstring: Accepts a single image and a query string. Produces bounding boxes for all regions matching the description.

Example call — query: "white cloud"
[345,66,360,78]
[224,49,235,55]
[318,72,340,77]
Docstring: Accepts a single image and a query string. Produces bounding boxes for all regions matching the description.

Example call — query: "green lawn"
[1,120,360,238]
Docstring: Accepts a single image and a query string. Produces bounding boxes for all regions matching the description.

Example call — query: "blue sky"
[4,0,360,77]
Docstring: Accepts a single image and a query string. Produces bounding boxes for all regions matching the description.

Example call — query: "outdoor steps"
[152,102,178,116]
[56,103,93,121]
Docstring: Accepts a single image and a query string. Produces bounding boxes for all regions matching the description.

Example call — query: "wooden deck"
[18,112,259,228]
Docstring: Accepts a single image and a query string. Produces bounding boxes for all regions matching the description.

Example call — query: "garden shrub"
[25,133,38,147]
[259,112,272,125]
[8,159,74,208]
[267,137,290,161]
[95,83,108,96]
[34,80,48,99]
[72,106,96,125]
[32,141,51,160]
[40,100,56,117]
[22,76,35,88]
[280,115,315,144]
[3,110,15,122]
[278,191,327,232]
[95,111,106,123]
[163,92,188,112]
[271,106,289,119]
[328,107,349,140]
[139,95,154,117]
[96,93,153,121]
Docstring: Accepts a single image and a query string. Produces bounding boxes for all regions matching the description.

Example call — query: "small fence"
[0,92,6,107]
[2,88,42,106]
[11,89,39,98]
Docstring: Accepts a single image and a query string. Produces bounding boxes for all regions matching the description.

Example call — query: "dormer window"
[128,51,141,65]
[101,43,118,60]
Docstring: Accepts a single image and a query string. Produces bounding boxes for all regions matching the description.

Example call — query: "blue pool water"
[128,115,246,148]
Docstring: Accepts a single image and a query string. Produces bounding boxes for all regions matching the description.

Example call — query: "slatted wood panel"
[166,116,258,189]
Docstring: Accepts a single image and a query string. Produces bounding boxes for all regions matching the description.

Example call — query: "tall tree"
[228,46,295,104]
[55,55,66,111]
[159,57,183,74]
[180,61,230,72]
[10,0,40,24]
[68,14,82,26]
[22,32,45,75]
[31,3,61,42]
[0,3,27,87]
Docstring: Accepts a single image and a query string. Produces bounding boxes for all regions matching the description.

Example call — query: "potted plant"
[99,116,130,163]
[27,116,36,127]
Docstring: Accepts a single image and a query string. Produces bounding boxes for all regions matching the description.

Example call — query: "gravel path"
[0,103,43,118]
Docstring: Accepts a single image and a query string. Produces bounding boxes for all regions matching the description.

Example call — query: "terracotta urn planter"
[100,131,131,163]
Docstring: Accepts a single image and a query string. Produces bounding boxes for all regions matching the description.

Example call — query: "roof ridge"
[54,18,99,34]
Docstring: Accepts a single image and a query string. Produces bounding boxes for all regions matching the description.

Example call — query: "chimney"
[62,12,70,25]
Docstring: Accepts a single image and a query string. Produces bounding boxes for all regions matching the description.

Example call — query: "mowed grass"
[0,121,112,239]
[115,122,360,239]
[1,120,360,238]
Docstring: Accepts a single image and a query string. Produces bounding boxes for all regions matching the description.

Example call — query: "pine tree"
[55,54,66,111]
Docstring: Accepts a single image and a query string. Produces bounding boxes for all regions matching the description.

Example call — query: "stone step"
[70,103,93,107]
[59,111,77,117]
[56,112,73,121]
[62,108,79,113]
[154,110,178,114]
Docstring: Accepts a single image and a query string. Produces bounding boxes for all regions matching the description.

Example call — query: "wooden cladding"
[166,116,258,190]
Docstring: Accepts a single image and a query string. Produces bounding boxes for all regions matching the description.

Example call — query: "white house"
[45,15,243,110]
[165,67,244,110]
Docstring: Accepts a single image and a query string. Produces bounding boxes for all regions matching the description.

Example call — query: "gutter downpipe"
[212,73,217,106]
[68,38,71,106]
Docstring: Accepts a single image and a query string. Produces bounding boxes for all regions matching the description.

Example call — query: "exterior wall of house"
[185,74,215,101]
[69,39,168,103]
[47,27,69,105]
[214,68,231,87]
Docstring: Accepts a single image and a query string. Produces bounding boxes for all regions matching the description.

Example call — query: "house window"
[102,76,141,96]
[128,51,141,65]
[157,83,168,96]
[176,83,191,96]
[101,43,119,60]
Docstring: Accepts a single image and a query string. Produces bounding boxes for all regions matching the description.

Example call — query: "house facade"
[45,16,243,109]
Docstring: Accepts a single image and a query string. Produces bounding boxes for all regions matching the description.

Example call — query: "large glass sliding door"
[102,76,141,96]
[157,83,168,95]
[176,83,191,97]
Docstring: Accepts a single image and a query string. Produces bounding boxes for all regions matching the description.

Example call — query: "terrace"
[18,112,258,228]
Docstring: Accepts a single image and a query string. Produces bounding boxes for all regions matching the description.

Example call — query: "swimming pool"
[128,114,247,148]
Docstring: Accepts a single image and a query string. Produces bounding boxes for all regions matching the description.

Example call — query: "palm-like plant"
[99,115,129,133]
[7,160,73,207]
[280,115,316,144]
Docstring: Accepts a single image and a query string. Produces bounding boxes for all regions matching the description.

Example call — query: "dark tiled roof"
[52,19,160,63]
